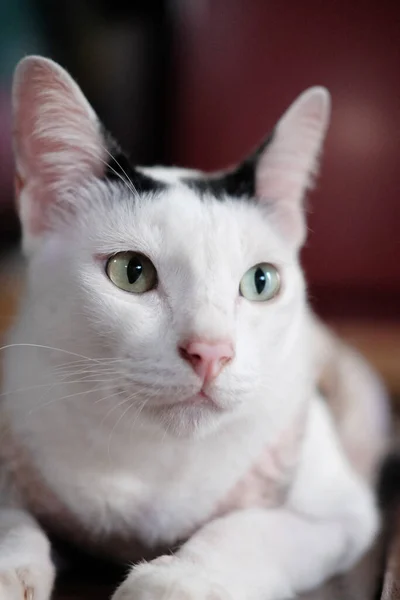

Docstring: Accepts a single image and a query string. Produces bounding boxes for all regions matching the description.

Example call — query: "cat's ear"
[12,56,105,253]
[255,87,330,248]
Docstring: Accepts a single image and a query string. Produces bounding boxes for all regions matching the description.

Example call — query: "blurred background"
[0,1,399,395]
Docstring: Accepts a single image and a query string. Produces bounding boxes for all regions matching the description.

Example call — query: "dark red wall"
[170,1,400,318]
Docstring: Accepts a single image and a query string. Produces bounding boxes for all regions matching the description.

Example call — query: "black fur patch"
[102,131,166,194]
[184,131,274,201]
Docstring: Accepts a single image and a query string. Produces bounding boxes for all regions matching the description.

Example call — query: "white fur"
[114,399,378,600]
[0,56,388,599]
[0,509,54,600]
[138,166,202,183]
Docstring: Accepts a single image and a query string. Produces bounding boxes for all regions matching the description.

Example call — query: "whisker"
[97,396,133,441]
[0,343,103,363]
[52,357,126,372]
[129,396,152,446]
[85,390,135,462]
[28,383,114,414]
[51,366,121,380]
[107,399,138,463]
[104,387,160,462]
[98,153,137,197]
[0,376,116,401]
[100,146,137,196]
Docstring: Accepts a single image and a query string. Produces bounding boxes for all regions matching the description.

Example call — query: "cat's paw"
[0,562,54,600]
[112,556,234,600]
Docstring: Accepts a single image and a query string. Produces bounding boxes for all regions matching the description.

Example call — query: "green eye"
[106,252,157,293]
[239,263,280,302]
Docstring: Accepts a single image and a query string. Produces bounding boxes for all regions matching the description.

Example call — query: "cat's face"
[11,57,330,437]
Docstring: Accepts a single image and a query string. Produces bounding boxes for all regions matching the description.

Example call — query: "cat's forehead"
[108,177,258,232]
[84,179,291,266]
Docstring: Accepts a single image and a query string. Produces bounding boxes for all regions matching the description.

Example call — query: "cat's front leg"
[0,508,55,600]
[112,398,379,600]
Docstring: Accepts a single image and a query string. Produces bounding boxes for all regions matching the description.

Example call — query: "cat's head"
[12,57,330,437]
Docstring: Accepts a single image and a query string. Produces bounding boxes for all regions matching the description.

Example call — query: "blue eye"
[239,263,280,302]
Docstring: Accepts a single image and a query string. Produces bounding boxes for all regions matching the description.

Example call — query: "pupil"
[126,257,143,284]
[254,268,266,294]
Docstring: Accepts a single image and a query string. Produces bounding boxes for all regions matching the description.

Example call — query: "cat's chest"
[78,463,224,545]
[0,388,307,565]
[8,449,240,561]
[3,413,305,564]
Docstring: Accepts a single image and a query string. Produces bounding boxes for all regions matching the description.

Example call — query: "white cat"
[0,56,389,599]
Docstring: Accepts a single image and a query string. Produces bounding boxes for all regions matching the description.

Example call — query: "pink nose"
[179,340,235,383]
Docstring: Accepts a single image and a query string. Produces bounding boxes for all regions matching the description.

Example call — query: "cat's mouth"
[153,390,224,413]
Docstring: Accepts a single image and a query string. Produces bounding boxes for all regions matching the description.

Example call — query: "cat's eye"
[106,252,157,293]
[239,263,280,302]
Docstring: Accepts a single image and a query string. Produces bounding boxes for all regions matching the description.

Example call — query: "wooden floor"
[1,257,399,599]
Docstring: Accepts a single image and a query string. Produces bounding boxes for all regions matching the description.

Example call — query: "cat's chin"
[148,393,230,438]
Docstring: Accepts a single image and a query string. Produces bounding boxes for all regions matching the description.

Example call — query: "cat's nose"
[178,339,235,383]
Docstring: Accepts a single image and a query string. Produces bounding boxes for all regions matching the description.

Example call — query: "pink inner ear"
[255,131,316,246]
[255,88,330,247]
[13,57,106,237]
[256,115,326,203]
